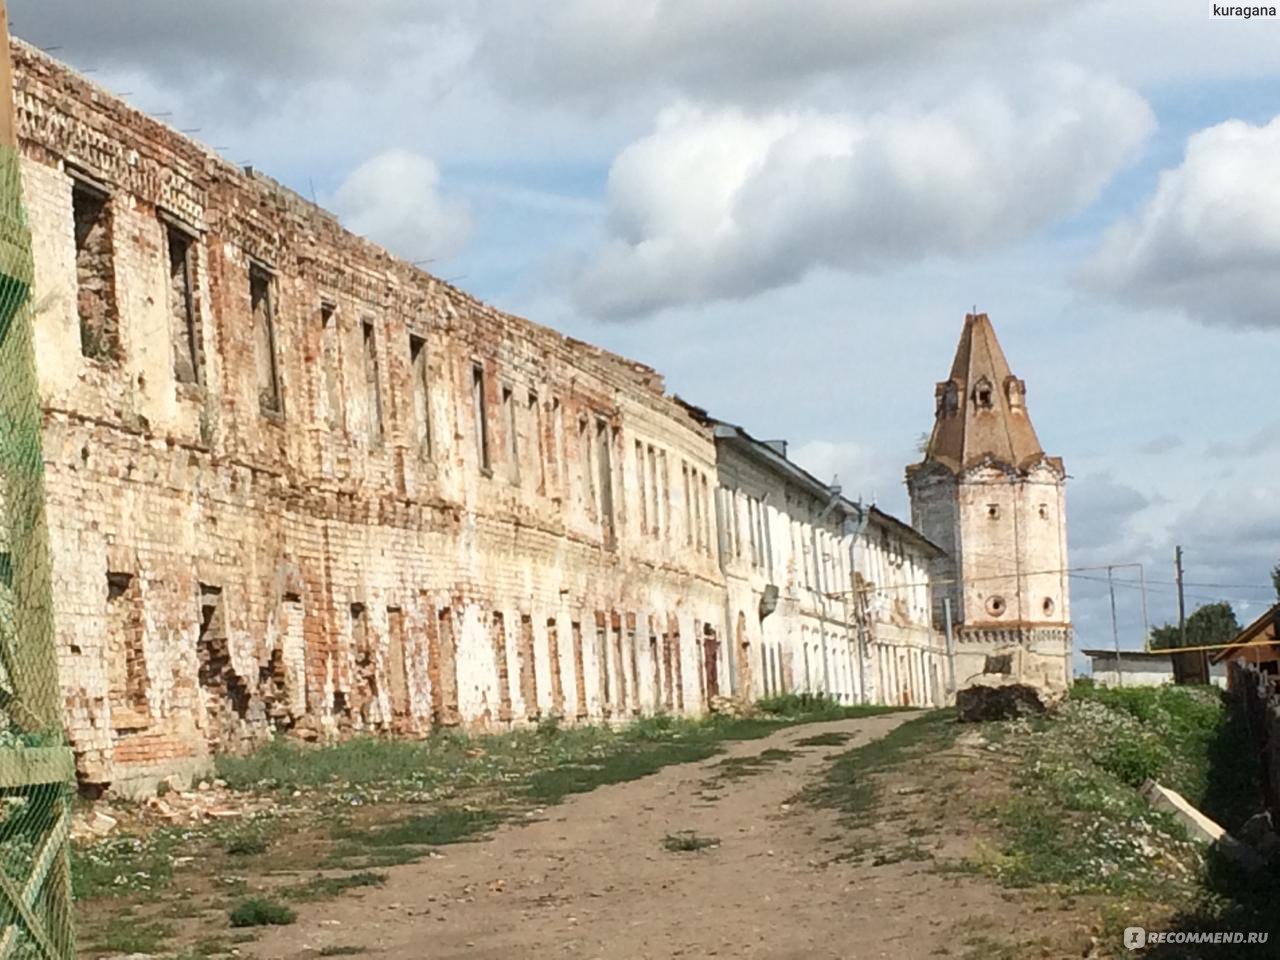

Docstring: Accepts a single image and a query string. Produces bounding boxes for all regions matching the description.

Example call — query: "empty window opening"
[106,572,148,727]
[701,474,712,556]
[595,612,611,716]
[197,583,250,750]
[491,612,512,721]
[408,334,432,456]
[320,303,342,429]
[550,398,565,497]
[612,613,627,711]
[434,606,460,725]
[518,614,539,718]
[670,616,685,712]
[251,264,282,414]
[701,623,720,700]
[530,392,546,494]
[350,603,380,728]
[987,503,1000,519]
[973,377,994,409]
[503,385,520,484]
[636,441,649,534]
[571,620,588,719]
[362,319,383,442]
[650,621,663,712]
[1038,503,1049,520]
[682,464,693,546]
[1043,597,1056,617]
[166,224,200,384]
[472,363,491,473]
[595,419,615,545]
[387,607,410,728]
[647,446,660,539]
[657,451,669,538]
[546,618,564,714]
[986,595,1007,618]
[73,181,119,361]
[626,616,640,714]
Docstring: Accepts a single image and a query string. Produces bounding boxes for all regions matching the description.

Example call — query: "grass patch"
[807,710,956,823]
[91,916,175,954]
[794,732,852,747]
[283,871,386,902]
[335,808,498,849]
[663,830,719,852]
[318,948,367,957]
[709,748,797,782]
[72,829,180,899]
[223,830,269,856]
[228,897,297,928]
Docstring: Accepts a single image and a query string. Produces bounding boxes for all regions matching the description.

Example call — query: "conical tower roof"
[914,313,1055,475]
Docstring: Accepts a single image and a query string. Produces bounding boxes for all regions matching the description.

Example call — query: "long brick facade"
[5,42,965,796]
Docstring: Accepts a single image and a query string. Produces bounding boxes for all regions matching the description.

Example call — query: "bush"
[228,897,297,928]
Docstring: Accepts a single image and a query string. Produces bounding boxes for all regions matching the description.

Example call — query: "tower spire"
[919,312,1052,475]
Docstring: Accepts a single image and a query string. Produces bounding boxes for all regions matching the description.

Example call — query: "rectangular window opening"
[472,363,491,473]
[362,319,383,442]
[251,264,282,415]
[73,181,119,361]
[166,224,200,384]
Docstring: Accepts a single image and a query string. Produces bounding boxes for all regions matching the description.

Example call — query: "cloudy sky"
[15,1,1280,668]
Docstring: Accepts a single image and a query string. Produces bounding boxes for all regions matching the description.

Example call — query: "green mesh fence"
[0,139,76,959]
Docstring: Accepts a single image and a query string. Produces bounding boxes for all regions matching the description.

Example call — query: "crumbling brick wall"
[13,41,726,794]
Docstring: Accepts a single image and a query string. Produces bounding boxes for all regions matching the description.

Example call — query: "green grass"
[334,808,499,849]
[807,710,956,822]
[223,830,270,856]
[318,948,367,957]
[228,897,297,928]
[663,831,719,852]
[709,748,797,781]
[72,828,180,899]
[283,871,386,902]
[974,682,1246,900]
[91,916,175,954]
[794,731,852,747]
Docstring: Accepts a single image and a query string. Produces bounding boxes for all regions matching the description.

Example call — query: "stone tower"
[906,313,1071,691]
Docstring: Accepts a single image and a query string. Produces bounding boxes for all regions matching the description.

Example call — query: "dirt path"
[252,713,1022,960]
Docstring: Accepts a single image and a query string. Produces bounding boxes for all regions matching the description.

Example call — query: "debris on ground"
[955,679,1062,722]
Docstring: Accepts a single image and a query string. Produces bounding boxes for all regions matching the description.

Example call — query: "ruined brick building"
[4,43,1063,794]
[907,313,1073,690]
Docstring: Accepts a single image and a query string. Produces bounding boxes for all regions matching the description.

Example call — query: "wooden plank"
[0,870,56,960]
[0,805,69,957]
[0,749,73,789]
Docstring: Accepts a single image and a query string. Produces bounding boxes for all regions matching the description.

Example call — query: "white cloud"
[1086,116,1280,329]
[787,440,909,511]
[480,0,1077,106]
[328,150,472,264]
[573,66,1152,319]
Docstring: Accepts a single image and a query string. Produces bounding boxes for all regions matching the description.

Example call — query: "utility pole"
[1108,566,1122,686]
[1175,545,1187,649]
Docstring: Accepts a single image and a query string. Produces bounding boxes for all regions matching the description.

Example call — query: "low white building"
[701,416,946,707]
[1085,649,1227,688]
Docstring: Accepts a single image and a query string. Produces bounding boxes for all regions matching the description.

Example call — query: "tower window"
[1038,503,1049,519]
[987,504,1000,519]
[973,377,994,409]
[986,595,1006,617]
[1043,597,1055,616]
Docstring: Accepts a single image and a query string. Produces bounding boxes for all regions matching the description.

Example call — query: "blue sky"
[15,0,1280,668]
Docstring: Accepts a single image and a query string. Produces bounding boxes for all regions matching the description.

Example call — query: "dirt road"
[251,713,1020,960]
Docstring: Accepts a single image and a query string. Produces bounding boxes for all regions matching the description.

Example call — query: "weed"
[794,732,852,747]
[229,897,298,927]
[336,808,498,849]
[318,948,367,957]
[709,748,797,782]
[663,831,719,852]
[284,871,387,902]
[223,830,270,856]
